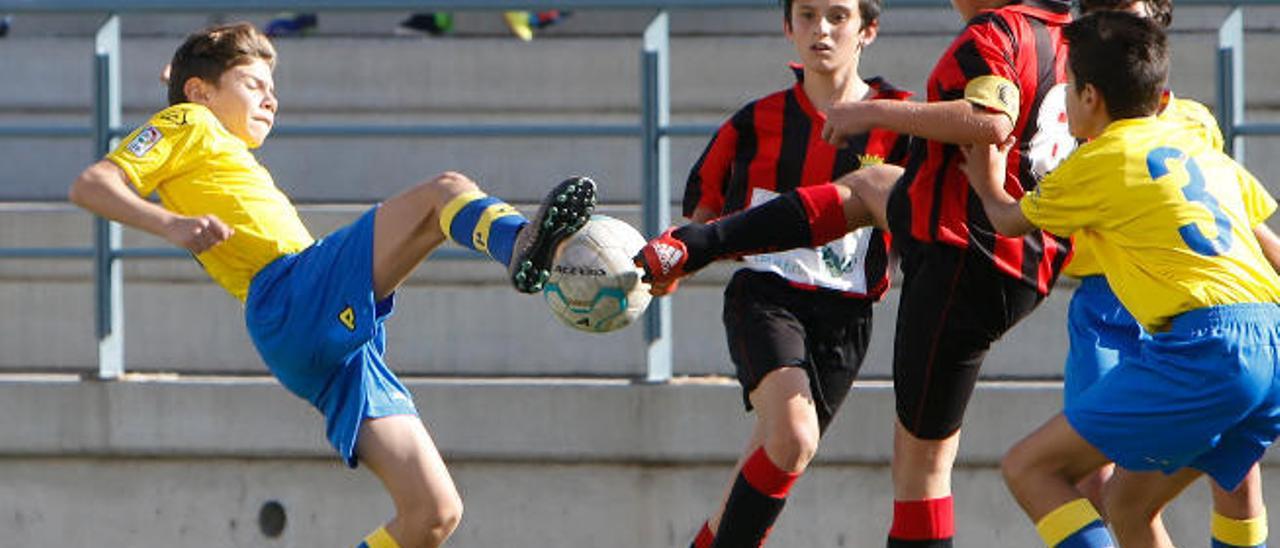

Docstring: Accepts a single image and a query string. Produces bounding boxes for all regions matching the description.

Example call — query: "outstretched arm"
[69,160,233,254]
[958,140,1036,237]
[823,99,1013,148]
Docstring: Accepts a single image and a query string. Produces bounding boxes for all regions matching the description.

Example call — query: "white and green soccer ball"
[543,215,652,333]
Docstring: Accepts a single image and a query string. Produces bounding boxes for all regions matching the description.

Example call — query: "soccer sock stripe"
[691,520,715,548]
[712,447,799,547]
[359,526,402,548]
[439,191,527,265]
[794,183,849,246]
[741,446,800,497]
[1036,498,1114,548]
[889,496,955,546]
[1212,510,1268,547]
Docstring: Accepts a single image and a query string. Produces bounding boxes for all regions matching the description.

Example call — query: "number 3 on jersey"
[1146,146,1233,256]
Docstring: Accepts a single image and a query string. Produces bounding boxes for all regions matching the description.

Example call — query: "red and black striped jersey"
[892,0,1075,294]
[683,65,913,299]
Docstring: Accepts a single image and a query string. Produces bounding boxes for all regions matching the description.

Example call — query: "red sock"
[691,521,714,548]
[713,447,801,547]
[888,496,955,547]
[794,184,849,246]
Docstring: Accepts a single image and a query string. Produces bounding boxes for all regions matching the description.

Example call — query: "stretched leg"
[356,415,463,548]
[373,171,595,298]
[832,163,903,232]
[706,367,817,547]
[1101,467,1202,548]
[372,171,472,299]
[1001,414,1115,547]
[636,165,902,291]
[1210,463,1268,548]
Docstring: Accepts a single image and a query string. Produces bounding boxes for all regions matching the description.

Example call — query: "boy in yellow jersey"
[67,23,596,548]
[1056,2,1278,546]
[960,12,1280,547]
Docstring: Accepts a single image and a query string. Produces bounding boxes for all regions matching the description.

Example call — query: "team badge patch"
[127,126,163,158]
[858,154,884,167]
[338,306,356,331]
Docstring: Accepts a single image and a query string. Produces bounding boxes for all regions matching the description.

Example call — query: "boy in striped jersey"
[672,1,911,546]
[637,0,1076,544]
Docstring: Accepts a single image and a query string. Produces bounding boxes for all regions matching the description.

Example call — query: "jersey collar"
[788,63,913,121]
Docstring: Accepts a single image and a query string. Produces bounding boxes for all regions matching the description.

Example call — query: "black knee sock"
[712,448,799,548]
[675,191,813,273]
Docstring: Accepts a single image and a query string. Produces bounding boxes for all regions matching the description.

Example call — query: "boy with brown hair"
[68,22,595,548]
[961,11,1280,546]
[1059,1,1271,546]
[679,0,911,546]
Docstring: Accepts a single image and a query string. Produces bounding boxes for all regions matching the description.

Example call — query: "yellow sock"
[1212,510,1267,547]
[359,526,402,548]
[1035,498,1113,547]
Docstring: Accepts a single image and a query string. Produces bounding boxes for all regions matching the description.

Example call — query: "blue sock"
[439,190,527,266]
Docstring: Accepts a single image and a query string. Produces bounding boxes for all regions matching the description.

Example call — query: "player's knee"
[405,495,464,543]
[1000,441,1037,489]
[421,170,478,200]
[765,424,820,472]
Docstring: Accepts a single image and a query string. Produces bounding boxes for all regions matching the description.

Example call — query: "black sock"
[674,192,812,273]
[712,474,787,547]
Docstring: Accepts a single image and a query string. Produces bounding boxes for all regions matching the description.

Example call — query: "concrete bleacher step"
[5,29,1280,201]
[1,374,1273,547]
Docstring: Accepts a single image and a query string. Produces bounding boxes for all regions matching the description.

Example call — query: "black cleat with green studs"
[509,176,597,293]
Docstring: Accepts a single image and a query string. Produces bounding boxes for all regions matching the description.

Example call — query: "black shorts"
[890,237,1044,439]
[722,270,873,432]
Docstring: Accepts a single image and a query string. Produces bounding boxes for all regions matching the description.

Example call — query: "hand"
[821,101,876,147]
[163,214,233,254]
[959,135,1015,199]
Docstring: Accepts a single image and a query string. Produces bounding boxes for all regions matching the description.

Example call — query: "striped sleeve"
[683,116,740,218]
[942,14,1022,122]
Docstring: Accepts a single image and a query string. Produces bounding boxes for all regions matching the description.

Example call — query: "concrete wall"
[4,376,1278,547]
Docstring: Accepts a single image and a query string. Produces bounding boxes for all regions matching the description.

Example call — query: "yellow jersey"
[1022,117,1280,332]
[106,103,314,301]
[1063,94,1229,277]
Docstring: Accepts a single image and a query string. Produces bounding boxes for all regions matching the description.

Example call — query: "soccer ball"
[543,215,652,333]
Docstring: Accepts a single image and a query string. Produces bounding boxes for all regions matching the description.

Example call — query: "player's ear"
[1081,82,1102,112]
[860,18,879,46]
[182,76,211,104]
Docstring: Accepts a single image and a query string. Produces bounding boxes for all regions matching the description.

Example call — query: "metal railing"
[0,0,1276,381]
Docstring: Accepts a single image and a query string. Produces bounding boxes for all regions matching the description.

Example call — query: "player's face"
[201,59,278,148]
[785,0,876,75]
[1064,70,1104,140]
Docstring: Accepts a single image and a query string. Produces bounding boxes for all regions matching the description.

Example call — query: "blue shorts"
[245,206,417,468]
[1065,303,1280,490]
[1063,276,1146,405]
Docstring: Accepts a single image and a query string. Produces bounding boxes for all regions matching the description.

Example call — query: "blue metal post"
[1217,7,1244,161]
[94,15,124,379]
[641,12,673,383]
